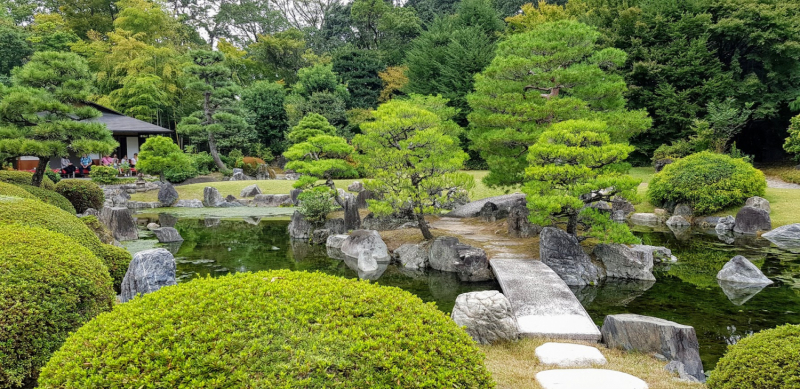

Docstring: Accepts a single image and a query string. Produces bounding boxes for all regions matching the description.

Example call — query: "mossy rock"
[38,270,495,388]
[18,184,76,214]
[0,197,128,289]
[0,225,114,388]
[0,170,55,190]
[0,182,36,200]
[55,180,104,214]
[708,324,800,388]
[80,215,116,245]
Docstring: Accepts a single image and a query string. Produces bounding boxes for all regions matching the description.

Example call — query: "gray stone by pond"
[120,248,177,303]
[446,193,526,218]
[451,290,519,344]
[762,223,800,250]
[540,227,602,286]
[716,256,772,285]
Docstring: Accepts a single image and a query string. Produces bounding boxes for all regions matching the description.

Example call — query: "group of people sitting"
[60,153,138,177]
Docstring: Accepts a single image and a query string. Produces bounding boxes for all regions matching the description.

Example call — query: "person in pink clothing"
[101,155,113,166]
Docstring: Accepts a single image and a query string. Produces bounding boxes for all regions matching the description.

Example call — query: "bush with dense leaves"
[240,156,266,176]
[0,170,55,190]
[44,170,60,184]
[0,197,129,289]
[648,151,766,214]
[297,187,335,224]
[97,244,132,292]
[54,179,105,213]
[18,185,76,214]
[89,165,119,184]
[0,225,114,388]
[708,324,800,389]
[0,182,36,200]
[38,270,495,388]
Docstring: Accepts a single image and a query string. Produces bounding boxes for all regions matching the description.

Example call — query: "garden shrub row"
[18,184,76,214]
[55,179,104,213]
[0,182,36,200]
[0,170,55,190]
[38,270,495,388]
[0,224,115,388]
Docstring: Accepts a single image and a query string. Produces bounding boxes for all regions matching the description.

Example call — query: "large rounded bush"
[39,270,495,388]
[55,179,104,213]
[708,324,800,388]
[18,184,76,214]
[648,151,766,214]
[0,225,114,388]
[0,182,36,200]
[0,170,55,190]
[0,197,128,288]
[98,244,132,292]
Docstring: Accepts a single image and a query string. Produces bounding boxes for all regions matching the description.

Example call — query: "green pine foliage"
[708,324,800,389]
[38,270,494,388]
[467,20,651,188]
[136,136,194,182]
[523,119,640,242]
[332,46,385,109]
[0,224,114,388]
[286,63,351,129]
[283,133,357,190]
[287,113,338,144]
[54,179,105,214]
[648,151,766,215]
[354,96,474,239]
[240,81,289,153]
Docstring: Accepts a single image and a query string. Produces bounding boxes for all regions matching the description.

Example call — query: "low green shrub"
[0,182,36,200]
[38,270,495,388]
[55,180,105,213]
[190,151,215,174]
[297,187,335,224]
[44,169,60,184]
[18,185,76,214]
[648,151,766,214]
[0,197,126,288]
[0,225,114,388]
[79,215,115,245]
[98,244,132,292]
[0,170,55,190]
[164,165,198,183]
[89,165,119,184]
[652,139,695,163]
[708,324,800,389]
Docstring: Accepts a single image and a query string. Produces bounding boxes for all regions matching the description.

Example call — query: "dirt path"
[429,217,538,259]
[766,177,800,189]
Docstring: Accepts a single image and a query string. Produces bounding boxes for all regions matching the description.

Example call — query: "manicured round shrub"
[648,151,766,214]
[98,244,132,292]
[55,179,104,213]
[18,184,76,214]
[38,270,495,388]
[0,225,114,388]
[0,182,36,200]
[708,324,800,389]
[0,170,55,190]
[0,197,127,288]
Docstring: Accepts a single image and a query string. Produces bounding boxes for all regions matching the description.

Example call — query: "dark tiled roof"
[83,102,172,134]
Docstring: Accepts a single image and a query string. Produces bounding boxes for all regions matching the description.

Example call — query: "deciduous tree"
[136,135,193,181]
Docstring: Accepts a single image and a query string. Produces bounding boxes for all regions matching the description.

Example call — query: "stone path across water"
[430,217,530,259]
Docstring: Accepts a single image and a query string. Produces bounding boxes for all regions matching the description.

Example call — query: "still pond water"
[129,211,800,371]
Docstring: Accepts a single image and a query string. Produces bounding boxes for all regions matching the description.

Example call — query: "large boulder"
[174,199,203,208]
[762,223,800,250]
[601,314,704,382]
[99,207,138,241]
[290,188,303,205]
[340,230,390,264]
[673,203,693,218]
[152,227,184,243]
[451,291,519,344]
[356,189,373,209]
[311,229,332,245]
[715,215,735,232]
[446,193,526,218]
[119,248,176,303]
[745,196,770,213]
[347,181,364,192]
[479,202,499,222]
[428,236,493,282]
[253,194,292,207]
[539,227,602,286]
[593,244,655,281]
[393,243,429,269]
[203,187,224,207]
[507,204,541,238]
[361,213,417,231]
[611,198,636,221]
[666,215,690,227]
[157,182,179,207]
[343,195,361,230]
[239,184,262,197]
[287,210,313,240]
[716,255,773,285]
[630,213,661,227]
[733,206,771,234]
[631,245,676,263]
[325,234,348,260]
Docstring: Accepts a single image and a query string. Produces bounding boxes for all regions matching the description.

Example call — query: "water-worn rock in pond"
[733,206,771,234]
[716,255,772,285]
[593,244,655,281]
[120,248,177,303]
[539,227,602,286]
[100,206,138,241]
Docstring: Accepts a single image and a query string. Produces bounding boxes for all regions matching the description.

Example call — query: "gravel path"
[766,177,800,189]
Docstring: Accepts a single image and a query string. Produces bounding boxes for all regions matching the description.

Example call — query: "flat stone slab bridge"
[490,257,601,342]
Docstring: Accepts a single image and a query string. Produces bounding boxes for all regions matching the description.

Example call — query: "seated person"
[130,153,138,168]
[60,157,76,177]
[101,154,113,166]
[79,154,92,176]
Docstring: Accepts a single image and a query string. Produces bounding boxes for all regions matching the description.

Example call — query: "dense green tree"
[332,46,385,109]
[353,97,473,240]
[286,113,337,144]
[60,0,118,38]
[784,115,800,163]
[467,20,650,188]
[283,133,356,205]
[0,52,117,187]
[403,0,460,25]
[178,50,250,171]
[136,136,193,181]
[349,0,422,65]
[216,0,288,47]
[241,81,289,152]
[523,119,639,242]
[285,63,350,128]
[0,21,31,77]
[27,13,81,53]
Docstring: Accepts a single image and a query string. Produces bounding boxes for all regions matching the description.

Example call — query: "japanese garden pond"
[128,209,800,371]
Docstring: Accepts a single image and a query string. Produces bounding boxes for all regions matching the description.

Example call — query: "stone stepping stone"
[535,342,607,367]
[536,369,648,389]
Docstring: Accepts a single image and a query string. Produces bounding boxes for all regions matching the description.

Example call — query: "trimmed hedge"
[648,151,766,214]
[0,225,114,388]
[55,179,104,213]
[19,184,76,214]
[79,215,115,245]
[708,324,800,389]
[0,182,36,200]
[98,244,132,292]
[0,197,129,289]
[38,270,495,388]
[0,170,56,190]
